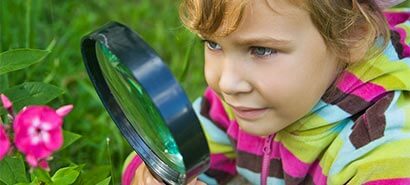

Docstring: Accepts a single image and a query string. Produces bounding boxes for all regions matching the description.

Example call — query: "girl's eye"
[205,41,222,51]
[250,47,276,57]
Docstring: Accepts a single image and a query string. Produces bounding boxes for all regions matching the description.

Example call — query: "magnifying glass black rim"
[80,21,209,184]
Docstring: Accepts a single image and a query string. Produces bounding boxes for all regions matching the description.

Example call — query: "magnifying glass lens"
[95,41,185,173]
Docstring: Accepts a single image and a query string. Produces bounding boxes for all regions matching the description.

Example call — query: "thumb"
[187,177,206,185]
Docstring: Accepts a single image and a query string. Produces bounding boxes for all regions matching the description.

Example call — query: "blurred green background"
[1,0,409,184]
[1,0,206,184]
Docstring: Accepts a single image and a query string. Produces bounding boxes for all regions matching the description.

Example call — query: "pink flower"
[13,105,73,169]
[1,94,14,116]
[0,124,10,160]
[1,94,12,110]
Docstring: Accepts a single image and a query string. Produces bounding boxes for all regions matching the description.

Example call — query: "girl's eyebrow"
[235,36,293,47]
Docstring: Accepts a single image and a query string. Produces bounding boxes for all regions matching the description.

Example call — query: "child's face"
[204,0,341,136]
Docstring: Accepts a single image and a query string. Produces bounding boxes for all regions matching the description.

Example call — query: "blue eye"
[205,41,222,51]
[251,47,276,57]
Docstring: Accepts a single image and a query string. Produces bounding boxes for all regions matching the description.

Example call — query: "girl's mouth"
[230,105,269,120]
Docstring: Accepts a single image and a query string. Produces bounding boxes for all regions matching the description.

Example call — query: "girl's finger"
[195,181,206,185]
[187,177,206,185]
[141,165,164,185]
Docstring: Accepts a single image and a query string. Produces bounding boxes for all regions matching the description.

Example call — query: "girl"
[123,0,410,184]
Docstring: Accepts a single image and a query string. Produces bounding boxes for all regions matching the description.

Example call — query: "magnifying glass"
[80,22,210,185]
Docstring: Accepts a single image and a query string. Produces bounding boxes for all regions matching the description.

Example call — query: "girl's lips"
[230,106,269,120]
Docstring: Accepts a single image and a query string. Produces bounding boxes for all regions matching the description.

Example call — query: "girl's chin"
[236,119,282,137]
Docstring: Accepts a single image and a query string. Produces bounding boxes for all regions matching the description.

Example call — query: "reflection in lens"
[95,41,185,173]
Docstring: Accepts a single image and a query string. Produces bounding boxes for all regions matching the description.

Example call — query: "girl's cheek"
[204,62,221,92]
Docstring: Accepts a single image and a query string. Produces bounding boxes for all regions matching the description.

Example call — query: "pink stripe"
[122,155,143,185]
[235,129,267,156]
[227,120,239,140]
[234,129,312,177]
[336,72,386,101]
[309,160,327,185]
[395,27,410,58]
[404,44,410,58]
[278,142,311,177]
[205,88,231,129]
[384,11,410,58]
[209,153,237,175]
[384,12,410,27]
[364,178,410,185]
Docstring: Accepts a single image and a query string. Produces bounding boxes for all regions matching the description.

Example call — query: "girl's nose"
[218,58,252,95]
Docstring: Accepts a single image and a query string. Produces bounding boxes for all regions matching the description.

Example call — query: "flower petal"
[0,94,12,109]
[56,105,73,117]
[26,154,38,167]
[38,160,50,171]
[0,125,10,160]
[45,129,63,150]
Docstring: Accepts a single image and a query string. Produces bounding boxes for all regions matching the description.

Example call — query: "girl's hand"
[132,162,206,185]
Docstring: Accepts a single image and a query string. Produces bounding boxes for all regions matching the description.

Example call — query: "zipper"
[261,134,274,185]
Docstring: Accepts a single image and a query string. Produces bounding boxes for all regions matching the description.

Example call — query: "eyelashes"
[203,40,278,58]
[204,40,222,51]
[250,47,277,57]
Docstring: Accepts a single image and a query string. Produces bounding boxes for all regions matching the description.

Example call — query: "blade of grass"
[0,73,8,89]
[0,0,2,52]
[106,138,114,185]
[178,35,197,82]
[25,0,32,48]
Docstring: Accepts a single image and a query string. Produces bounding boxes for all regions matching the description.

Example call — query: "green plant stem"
[0,0,4,52]
[25,0,32,48]
[106,137,114,185]
[24,0,32,80]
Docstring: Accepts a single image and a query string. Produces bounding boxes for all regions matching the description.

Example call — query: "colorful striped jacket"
[122,9,410,185]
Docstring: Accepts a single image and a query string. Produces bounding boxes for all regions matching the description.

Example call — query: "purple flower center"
[28,117,51,145]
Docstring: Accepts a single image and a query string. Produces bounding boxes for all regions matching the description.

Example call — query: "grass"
[0,0,408,184]
[1,0,206,183]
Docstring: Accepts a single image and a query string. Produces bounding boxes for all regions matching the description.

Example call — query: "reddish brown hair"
[179,0,390,62]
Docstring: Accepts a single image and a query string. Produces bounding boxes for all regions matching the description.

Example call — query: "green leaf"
[31,168,52,184]
[51,166,80,185]
[95,177,111,185]
[73,165,110,185]
[0,155,29,185]
[14,183,35,185]
[0,74,8,89]
[20,177,41,185]
[0,74,9,116]
[60,130,82,151]
[0,49,50,75]
[0,82,64,111]
[46,39,56,51]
